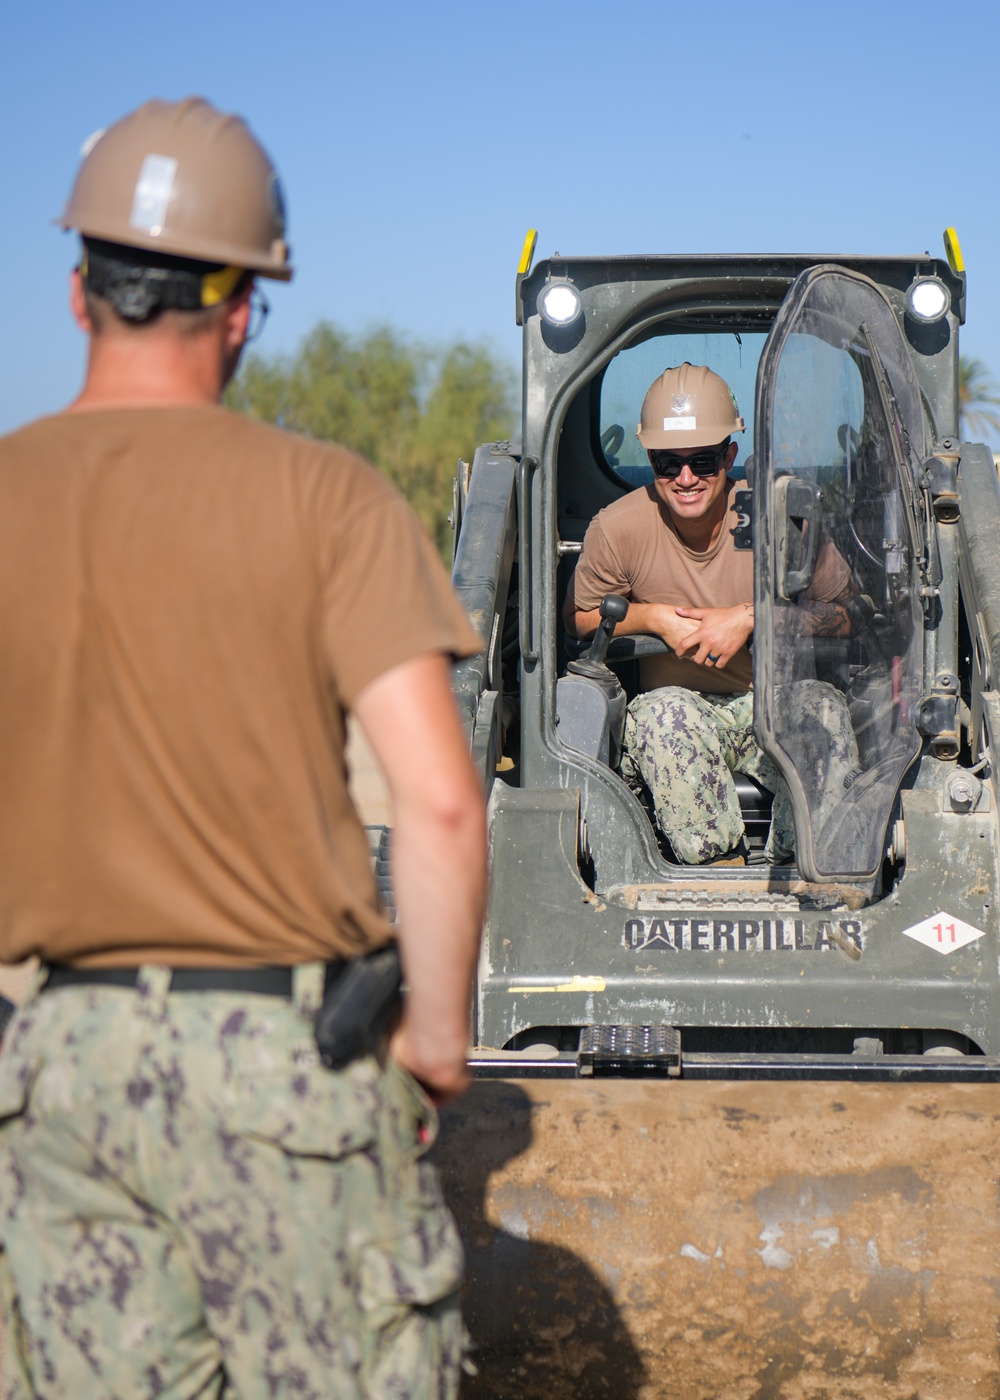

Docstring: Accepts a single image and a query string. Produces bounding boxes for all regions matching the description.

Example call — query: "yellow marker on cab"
[943,226,965,274]
[509,975,606,994]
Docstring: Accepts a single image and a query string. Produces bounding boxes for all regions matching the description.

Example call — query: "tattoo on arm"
[831,579,859,606]
[798,600,851,638]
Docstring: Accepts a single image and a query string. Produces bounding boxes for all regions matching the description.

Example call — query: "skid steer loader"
[425,231,1000,1397]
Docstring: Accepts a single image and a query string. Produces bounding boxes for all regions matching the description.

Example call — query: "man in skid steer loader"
[564,362,860,866]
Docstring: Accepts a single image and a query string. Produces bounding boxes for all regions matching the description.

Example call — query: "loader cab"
[508,253,965,897]
[449,243,1000,1060]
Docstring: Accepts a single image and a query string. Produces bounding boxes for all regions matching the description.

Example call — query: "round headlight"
[906,278,950,323]
[538,281,582,327]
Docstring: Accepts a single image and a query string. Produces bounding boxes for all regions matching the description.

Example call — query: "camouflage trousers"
[0,966,465,1400]
[620,683,857,865]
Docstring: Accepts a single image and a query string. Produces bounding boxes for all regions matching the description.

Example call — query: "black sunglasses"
[245,288,270,344]
[650,442,730,480]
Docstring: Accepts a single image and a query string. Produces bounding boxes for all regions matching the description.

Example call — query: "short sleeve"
[319,487,482,708]
[811,537,853,603]
[566,515,630,612]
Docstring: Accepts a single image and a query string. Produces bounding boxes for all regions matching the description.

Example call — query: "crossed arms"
[564,593,852,672]
[564,598,756,672]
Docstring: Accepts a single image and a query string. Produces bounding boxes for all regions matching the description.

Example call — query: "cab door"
[754,265,927,882]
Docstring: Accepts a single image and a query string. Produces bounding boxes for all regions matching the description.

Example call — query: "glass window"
[599,331,767,485]
[771,335,865,480]
[756,269,924,881]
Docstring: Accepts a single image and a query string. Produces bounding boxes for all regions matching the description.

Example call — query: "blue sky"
[3,0,999,442]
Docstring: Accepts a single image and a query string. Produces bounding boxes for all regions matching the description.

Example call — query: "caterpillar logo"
[623,916,864,954]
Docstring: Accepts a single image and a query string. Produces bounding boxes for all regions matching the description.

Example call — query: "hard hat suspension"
[81,238,248,324]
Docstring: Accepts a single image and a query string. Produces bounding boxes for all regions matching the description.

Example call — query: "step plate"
[578,1023,681,1076]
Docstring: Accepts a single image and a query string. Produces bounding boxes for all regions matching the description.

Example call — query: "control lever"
[776,476,822,599]
[564,594,630,769]
[581,594,630,669]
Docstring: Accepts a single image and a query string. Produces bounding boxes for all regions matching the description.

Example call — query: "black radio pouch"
[313,943,403,1069]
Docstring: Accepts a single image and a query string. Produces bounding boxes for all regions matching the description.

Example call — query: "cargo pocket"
[227,1049,380,1160]
[0,1248,34,1397]
[0,1051,33,1231]
[386,1055,440,1152]
[0,1058,31,1126]
[0,1025,40,1148]
[358,1205,465,1400]
[0,1043,38,1397]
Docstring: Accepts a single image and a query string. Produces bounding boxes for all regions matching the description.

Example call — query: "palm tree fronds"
[959,356,1000,441]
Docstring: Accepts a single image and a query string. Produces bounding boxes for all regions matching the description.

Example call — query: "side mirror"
[775,476,822,598]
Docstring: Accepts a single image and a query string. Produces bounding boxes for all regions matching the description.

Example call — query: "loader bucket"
[435,1079,1000,1398]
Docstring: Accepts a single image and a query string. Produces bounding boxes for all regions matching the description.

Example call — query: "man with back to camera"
[564,362,858,866]
[0,97,487,1399]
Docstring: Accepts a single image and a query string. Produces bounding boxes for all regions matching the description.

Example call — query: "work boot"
[700,839,749,867]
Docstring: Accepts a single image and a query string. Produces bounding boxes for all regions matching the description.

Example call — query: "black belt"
[43,962,347,998]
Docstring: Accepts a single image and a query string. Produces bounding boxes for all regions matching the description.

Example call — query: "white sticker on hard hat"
[662,417,696,431]
[130,154,177,236]
[80,128,106,158]
[901,910,985,954]
[268,173,287,233]
[671,394,692,415]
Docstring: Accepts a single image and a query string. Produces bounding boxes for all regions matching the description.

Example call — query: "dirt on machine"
[368,234,1000,1396]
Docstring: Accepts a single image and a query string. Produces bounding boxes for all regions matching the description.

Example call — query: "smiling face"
[649,440,738,542]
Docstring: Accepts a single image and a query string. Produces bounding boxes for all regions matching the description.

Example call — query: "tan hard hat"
[59,97,292,281]
[637,362,744,451]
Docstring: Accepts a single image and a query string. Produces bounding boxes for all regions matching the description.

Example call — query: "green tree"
[958,355,1000,441]
[406,343,517,550]
[227,324,516,553]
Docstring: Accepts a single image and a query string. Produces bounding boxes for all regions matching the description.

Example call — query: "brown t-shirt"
[568,480,850,694]
[0,405,481,968]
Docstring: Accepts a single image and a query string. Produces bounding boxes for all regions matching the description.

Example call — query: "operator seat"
[560,605,774,854]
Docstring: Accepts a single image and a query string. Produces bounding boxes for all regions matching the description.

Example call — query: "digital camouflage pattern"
[0,966,465,1399]
[621,682,859,864]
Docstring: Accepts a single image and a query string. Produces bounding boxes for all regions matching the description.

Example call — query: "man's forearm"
[353,653,487,1103]
[567,602,651,640]
[566,600,699,652]
[391,787,486,1088]
[798,600,851,638]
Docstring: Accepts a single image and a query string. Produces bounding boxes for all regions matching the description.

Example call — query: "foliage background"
[227,325,517,557]
[958,357,1000,444]
[230,331,1000,562]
